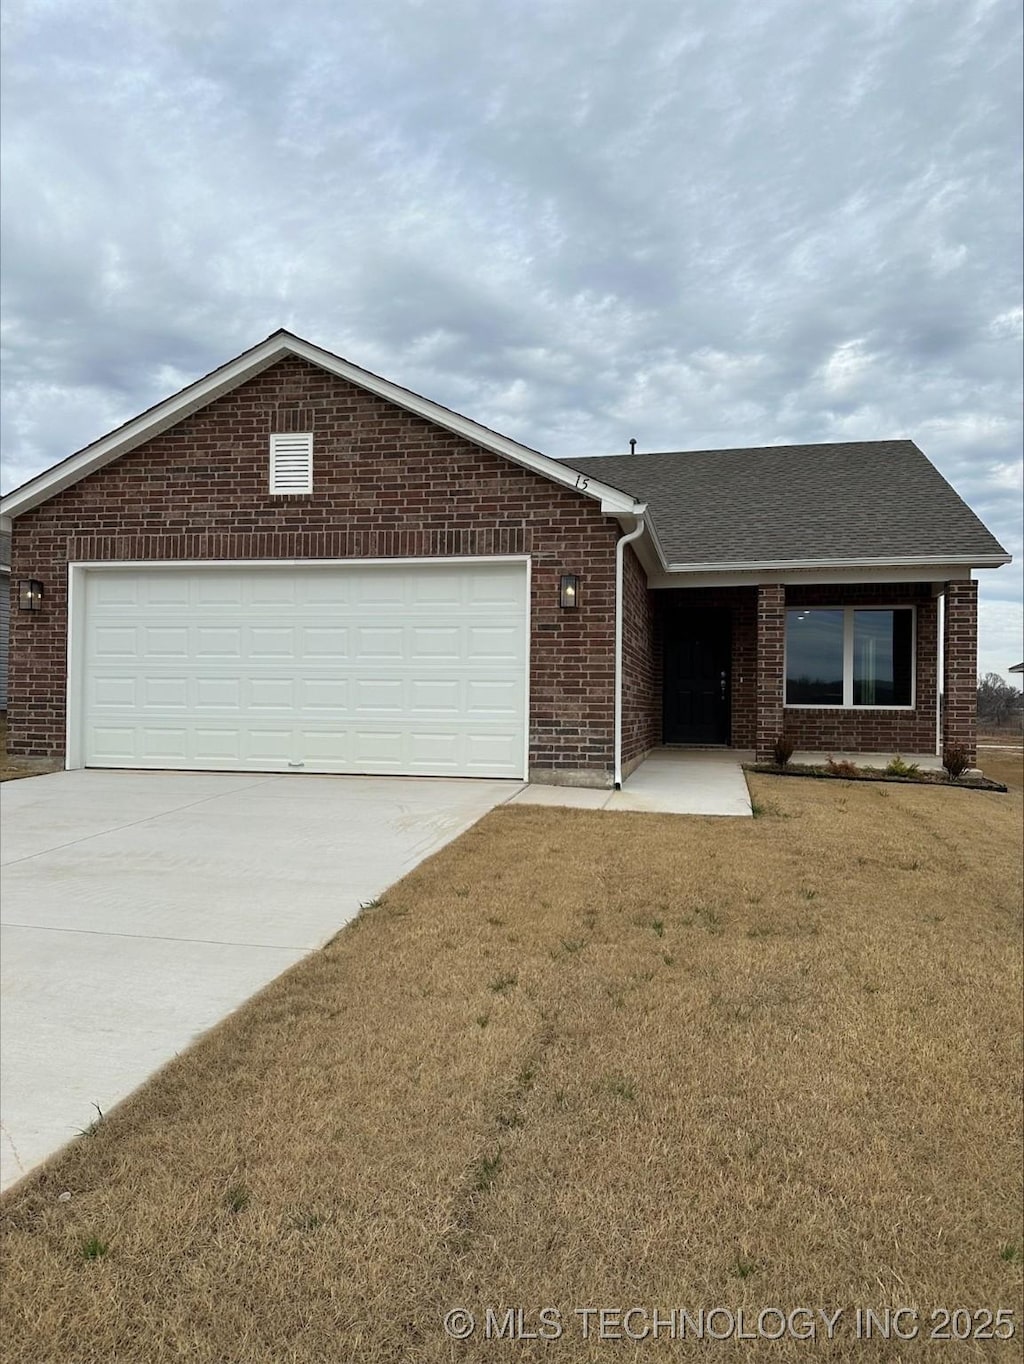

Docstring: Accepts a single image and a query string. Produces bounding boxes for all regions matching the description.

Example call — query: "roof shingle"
[559,441,1007,567]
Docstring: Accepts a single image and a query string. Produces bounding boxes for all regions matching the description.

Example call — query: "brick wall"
[756,585,786,760]
[8,356,621,778]
[620,544,660,772]
[781,583,938,755]
[941,579,977,763]
[655,581,940,760]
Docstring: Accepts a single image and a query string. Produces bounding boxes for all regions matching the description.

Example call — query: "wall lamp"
[559,574,580,609]
[18,580,44,613]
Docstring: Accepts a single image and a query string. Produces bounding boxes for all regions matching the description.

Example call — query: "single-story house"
[0,331,1010,785]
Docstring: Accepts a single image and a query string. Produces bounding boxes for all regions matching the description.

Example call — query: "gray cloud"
[1,0,1021,674]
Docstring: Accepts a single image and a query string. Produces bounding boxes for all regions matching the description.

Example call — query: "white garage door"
[79,561,528,778]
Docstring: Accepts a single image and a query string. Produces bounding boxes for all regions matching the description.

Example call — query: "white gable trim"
[646,559,1000,589]
[0,331,643,521]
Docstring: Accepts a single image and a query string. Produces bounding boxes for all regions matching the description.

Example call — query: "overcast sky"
[1,0,1021,677]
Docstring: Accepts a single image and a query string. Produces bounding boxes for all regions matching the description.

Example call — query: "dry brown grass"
[0,718,62,782]
[1,767,1021,1362]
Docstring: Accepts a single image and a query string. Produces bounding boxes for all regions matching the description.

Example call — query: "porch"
[621,579,979,767]
[511,747,753,815]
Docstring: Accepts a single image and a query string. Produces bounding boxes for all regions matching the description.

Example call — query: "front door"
[663,608,731,744]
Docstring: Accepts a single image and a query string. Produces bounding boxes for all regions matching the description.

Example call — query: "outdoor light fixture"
[559,574,580,609]
[18,580,43,613]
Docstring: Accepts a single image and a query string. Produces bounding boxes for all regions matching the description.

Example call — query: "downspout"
[936,587,944,757]
[614,514,646,789]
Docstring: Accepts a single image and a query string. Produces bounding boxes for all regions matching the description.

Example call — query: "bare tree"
[976,673,1023,728]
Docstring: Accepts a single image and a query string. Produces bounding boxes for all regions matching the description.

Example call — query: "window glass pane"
[786,609,844,704]
[853,609,912,706]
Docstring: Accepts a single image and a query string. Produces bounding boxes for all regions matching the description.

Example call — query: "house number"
[575,474,589,491]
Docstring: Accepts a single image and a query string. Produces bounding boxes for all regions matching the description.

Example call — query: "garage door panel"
[142,728,190,761]
[247,626,295,658]
[467,678,520,715]
[81,563,527,778]
[92,626,137,658]
[466,733,522,768]
[92,677,137,709]
[353,730,404,764]
[146,577,190,606]
[195,575,244,607]
[296,677,348,710]
[143,677,188,709]
[356,626,404,659]
[409,678,460,712]
[243,730,294,761]
[409,732,460,765]
[354,677,404,713]
[195,677,242,709]
[195,627,242,658]
[469,625,521,659]
[249,678,297,709]
[301,627,350,659]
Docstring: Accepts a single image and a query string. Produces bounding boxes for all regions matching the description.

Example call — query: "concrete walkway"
[509,748,753,816]
[0,769,516,1191]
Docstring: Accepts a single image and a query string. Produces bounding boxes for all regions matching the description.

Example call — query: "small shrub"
[825,755,859,778]
[885,755,920,777]
[942,745,971,781]
[772,735,795,767]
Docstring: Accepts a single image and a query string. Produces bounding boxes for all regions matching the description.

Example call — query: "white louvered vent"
[269,432,313,494]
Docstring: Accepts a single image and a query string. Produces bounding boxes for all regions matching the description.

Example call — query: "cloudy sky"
[2,0,1021,676]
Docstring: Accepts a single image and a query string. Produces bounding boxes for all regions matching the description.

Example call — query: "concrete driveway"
[0,769,517,1190]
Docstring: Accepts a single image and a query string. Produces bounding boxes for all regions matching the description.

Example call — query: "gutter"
[613,513,647,789]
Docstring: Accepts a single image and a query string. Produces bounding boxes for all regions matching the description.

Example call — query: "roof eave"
[664,553,1012,573]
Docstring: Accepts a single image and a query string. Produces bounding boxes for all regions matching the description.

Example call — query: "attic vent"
[269,432,313,494]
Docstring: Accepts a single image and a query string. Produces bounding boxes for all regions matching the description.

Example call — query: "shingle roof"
[559,440,1008,567]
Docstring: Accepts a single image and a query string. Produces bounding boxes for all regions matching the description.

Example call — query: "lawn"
[0,719,62,782]
[1,755,1021,1362]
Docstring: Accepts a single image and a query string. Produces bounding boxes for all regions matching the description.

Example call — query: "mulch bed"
[745,763,1008,793]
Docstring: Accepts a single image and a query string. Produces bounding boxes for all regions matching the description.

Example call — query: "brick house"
[0,331,1009,785]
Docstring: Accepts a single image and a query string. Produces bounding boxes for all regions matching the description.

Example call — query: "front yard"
[2,755,1022,1361]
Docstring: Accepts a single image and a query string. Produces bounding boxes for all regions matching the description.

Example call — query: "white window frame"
[269,432,313,494]
[784,604,916,710]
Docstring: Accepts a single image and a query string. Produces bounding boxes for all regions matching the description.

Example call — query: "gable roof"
[1,335,1009,576]
[560,442,1009,570]
[0,330,643,523]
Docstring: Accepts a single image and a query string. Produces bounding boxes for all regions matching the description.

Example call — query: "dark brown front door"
[663,609,731,744]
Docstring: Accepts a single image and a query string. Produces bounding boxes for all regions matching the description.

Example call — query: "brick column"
[942,579,978,764]
[755,584,786,761]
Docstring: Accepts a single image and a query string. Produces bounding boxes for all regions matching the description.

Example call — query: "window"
[785,607,914,708]
[269,432,313,494]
